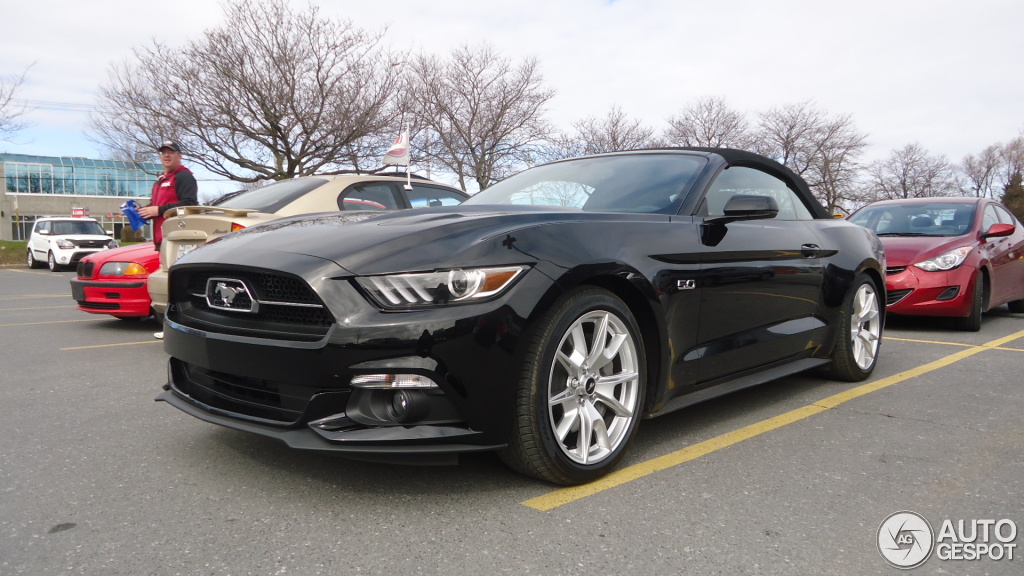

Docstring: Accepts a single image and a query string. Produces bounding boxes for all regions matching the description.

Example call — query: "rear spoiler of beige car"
[170,206,259,218]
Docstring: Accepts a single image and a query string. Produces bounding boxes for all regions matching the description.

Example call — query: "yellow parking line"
[886,336,1024,353]
[61,340,162,350]
[522,329,1024,511]
[0,318,105,327]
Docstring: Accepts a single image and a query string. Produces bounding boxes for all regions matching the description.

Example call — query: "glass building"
[2,154,159,197]
[1,153,162,241]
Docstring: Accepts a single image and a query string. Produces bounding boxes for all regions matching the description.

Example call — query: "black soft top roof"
[671,147,831,219]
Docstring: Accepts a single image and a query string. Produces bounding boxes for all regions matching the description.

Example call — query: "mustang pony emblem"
[205,278,256,312]
[216,282,245,305]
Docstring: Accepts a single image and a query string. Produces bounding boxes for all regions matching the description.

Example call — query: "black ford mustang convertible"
[158,148,885,485]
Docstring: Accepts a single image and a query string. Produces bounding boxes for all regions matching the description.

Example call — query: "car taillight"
[230,222,246,232]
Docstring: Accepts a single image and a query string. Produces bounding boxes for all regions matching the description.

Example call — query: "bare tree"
[751,101,826,176]
[865,143,958,200]
[0,66,31,142]
[543,105,656,161]
[803,114,868,214]
[999,136,1024,189]
[91,0,404,182]
[750,102,866,213]
[407,44,555,191]
[663,96,752,148]
[960,145,1002,197]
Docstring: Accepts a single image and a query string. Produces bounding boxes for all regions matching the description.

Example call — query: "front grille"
[77,261,94,278]
[886,266,907,275]
[172,359,318,424]
[78,240,108,248]
[887,289,912,306]
[172,268,334,339]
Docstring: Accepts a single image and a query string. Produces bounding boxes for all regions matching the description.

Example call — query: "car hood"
[182,206,605,275]
[879,235,973,266]
[83,242,158,262]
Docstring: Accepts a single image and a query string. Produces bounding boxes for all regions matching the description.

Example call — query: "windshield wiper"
[877,232,931,236]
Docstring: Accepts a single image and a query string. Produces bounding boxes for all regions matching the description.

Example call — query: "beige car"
[148,174,468,316]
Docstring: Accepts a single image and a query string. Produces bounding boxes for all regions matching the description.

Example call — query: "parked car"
[157,148,886,485]
[848,197,1024,331]
[71,243,160,319]
[147,173,469,315]
[26,217,118,271]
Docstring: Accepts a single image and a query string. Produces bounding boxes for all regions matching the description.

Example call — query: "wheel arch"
[526,265,667,417]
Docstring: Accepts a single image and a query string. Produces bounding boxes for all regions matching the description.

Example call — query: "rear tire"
[825,274,882,382]
[500,287,646,485]
[953,274,983,332]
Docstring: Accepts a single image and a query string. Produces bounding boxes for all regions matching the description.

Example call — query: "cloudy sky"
[2,0,1022,192]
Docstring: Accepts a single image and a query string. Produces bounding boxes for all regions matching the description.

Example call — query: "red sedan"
[849,197,1024,331]
[70,243,160,320]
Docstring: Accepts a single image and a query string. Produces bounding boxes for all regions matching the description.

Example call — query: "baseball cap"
[157,140,182,153]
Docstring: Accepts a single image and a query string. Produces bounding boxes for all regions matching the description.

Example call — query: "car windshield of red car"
[849,202,977,237]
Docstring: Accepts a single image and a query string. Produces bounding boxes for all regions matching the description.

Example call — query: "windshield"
[465,154,707,214]
[50,220,106,235]
[217,177,329,213]
[849,202,977,237]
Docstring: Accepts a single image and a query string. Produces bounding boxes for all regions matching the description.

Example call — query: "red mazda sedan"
[849,197,1024,331]
[70,243,161,320]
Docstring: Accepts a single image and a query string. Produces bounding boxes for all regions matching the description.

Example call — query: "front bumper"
[158,267,551,455]
[54,247,108,266]
[886,265,976,317]
[71,278,151,317]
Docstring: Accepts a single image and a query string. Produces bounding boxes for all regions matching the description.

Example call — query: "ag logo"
[878,511,934,569]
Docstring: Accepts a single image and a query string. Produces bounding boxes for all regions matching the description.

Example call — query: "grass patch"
[0,241,27,266]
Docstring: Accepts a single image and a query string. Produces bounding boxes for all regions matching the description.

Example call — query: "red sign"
[71,207,90,218]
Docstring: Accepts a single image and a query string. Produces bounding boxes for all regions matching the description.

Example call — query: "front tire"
[47,251,60,272]
[27,249,43,269]
[825,274,882,381]
[953,273,983,332]
[500,287,646,485]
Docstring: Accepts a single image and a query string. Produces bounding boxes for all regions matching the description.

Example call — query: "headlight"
[56,239,75,249]
[107,240,119,248]
[914,247,972,271]
[356,266,526,308]
[99,262,149,277]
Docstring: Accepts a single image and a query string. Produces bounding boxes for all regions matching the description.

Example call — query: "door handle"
[801,244,820,258]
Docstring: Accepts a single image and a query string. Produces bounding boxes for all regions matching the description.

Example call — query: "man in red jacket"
[139,140,198,339]
[138,140,198,251]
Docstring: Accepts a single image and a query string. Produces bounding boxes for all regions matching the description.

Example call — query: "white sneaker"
[154,331,164,339]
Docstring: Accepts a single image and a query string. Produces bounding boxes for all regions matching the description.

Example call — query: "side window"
[982,205,1000,232]
[994,204,1019,225]
[339,183,400,211]
[37,221,49,234]
[699,166,814,220]
[405,185,467,208]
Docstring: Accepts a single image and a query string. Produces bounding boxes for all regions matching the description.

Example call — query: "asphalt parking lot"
[1,266,1022,575]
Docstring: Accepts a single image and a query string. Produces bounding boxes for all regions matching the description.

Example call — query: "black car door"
[691,166,826,384]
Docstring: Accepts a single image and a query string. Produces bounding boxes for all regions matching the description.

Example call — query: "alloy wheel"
[546,309,641,465]
[850,282,881,370]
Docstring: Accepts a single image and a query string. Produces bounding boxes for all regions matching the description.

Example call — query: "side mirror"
[37,229,50,235]
[705,195,780,225]
[106,230,114,236]
[981,222,1015,240]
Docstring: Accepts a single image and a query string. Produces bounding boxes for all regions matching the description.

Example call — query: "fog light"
[387,389,428,423]
[936,286,960,301]
[350,373,438,389]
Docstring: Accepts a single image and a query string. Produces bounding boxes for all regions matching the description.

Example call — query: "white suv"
[26,217,119,271]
